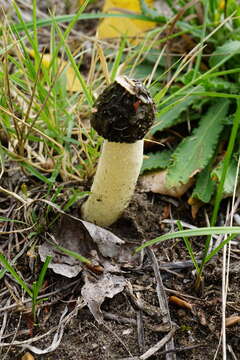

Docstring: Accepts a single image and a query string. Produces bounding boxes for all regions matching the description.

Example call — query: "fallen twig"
[118,326,176,360]
[136,294,145,352]
[119,342,206,360]
[146,248,176,360]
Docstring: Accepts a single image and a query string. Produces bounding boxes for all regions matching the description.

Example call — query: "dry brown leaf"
[225,315,240,327]
[21,353,35,360]
[39,214,141,276]
[140,169,194,197]
[39,214,141,322]
[39,215,124,278]
[82,272,126,323]
[98,0,156,43]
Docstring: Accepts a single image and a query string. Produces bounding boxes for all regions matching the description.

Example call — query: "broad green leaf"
[151,92,200,134]
[166,99,230,187]
[191,164,215,203]
[128,62,163,81]
[201,77,239,92]
[212,156,240,196]
[209,40,240,68]
[141,150,172,174]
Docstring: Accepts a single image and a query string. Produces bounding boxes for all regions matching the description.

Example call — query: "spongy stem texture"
[82,140,143,227]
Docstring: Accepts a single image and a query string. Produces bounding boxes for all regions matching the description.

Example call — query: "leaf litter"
[1,186,240,359]
[39,214,143,326]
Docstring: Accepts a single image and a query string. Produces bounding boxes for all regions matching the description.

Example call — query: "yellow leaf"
[28,50,82,92]
[65,65,82,92]
[98,0,156,43]
[21,353,35,360]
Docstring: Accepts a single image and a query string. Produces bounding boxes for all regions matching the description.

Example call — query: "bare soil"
[1,190,240,360]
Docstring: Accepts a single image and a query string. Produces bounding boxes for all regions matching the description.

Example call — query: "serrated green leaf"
[141,150,172,174]
[151,92,200,134]
[211,156,240,196]
[203,78,239,92]
[209,40,240,68]
[192,165,215,203]
[166,99,230,187]
[179,69,201,85]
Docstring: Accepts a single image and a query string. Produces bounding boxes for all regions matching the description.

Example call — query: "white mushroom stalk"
[82,76,155,227]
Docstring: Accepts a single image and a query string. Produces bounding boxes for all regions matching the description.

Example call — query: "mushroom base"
[81,140,143,227]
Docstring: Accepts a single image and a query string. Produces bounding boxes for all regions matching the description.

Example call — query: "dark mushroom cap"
[91,76,155,143]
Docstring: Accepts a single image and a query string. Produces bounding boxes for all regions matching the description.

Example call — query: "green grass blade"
[203,234,237,264]
[12,1,39,60]
[176,221,200,273]
[32,0,38,51]
[135,226,240,252]
[2,13,160,35]
[48,241,91,265]
[110,37,126,82]
[193,0,208,80]
[198,100,240,275]
[180,91,240,99]
[20,162,54,185]
[33,256,52,299]
[53,21,94,105]
[0,217,27,225]
[32,255,51,321]
[211,100,240,227]
[0,254,33,297]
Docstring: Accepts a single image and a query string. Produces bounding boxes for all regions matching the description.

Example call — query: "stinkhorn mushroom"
[81,76,155,227]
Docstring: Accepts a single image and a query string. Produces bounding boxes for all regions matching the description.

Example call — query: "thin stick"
[146,248,176,360]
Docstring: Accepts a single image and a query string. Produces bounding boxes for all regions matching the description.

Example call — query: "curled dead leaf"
[140,169,194,197]
[39,215,124,278]
[39,214,140,322]
[188,197,204,219]
[81,272,126,323]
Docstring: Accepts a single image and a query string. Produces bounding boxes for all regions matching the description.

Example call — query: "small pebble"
[122,328,132,335]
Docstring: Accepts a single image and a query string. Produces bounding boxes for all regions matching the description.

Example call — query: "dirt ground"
[1,189,240,360]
